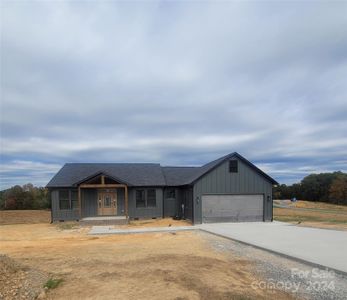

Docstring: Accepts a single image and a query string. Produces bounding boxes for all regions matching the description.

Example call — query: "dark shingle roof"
[46,152,278,188]
[161,167,199,186]
[46,163,166,187]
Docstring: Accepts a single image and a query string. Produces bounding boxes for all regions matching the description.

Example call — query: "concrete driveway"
[199,221,347,274]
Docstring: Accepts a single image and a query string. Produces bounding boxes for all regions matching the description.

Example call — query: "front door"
[98,191,117,216]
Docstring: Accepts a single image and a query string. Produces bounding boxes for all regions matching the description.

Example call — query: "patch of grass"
[57,222,78,230]
[274,215,347,224]
[44,278,63,289]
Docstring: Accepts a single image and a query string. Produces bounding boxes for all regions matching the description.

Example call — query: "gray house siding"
[51,189,79,221]
[81,189,125,217]
[52,188,128,221]
[193,157,273,224]
[117,188,125,216]
[176,187,193,221]
[163,187,193,220]
[81,189,97,218]
[128,187,163,219]
[163,187,178,217]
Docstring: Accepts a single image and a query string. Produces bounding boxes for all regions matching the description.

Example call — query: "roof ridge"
[64,162,160,165]
[162,166,199,168]
[201,152,236,168]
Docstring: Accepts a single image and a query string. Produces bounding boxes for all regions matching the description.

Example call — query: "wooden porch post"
[124,185,128,218]
[78,186,81,219]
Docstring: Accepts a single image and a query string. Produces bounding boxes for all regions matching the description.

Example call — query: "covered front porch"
[77,173,129,221]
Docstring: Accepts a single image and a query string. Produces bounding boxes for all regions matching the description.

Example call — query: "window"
[136,189,157,208]
[229,160,238,173]
[136,190,146,208]
[147,189,156,207]
[165,189,176,199]
[104,196,112,207]
[59,190,70,210]
[71,190,78,209]
[59,190,78,210]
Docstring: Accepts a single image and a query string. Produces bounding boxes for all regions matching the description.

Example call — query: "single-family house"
[46,152,278,224]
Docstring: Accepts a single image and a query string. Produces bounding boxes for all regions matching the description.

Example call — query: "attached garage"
[201,194,264,223]
[192,153,277,224]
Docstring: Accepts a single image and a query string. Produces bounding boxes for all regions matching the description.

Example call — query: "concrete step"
[80,216,129,226]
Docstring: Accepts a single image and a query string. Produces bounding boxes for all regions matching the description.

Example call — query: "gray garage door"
[202,194,264,223]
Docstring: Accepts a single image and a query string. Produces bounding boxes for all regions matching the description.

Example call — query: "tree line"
[273,171,347,205]
[1,172,346,210]
[0,183,50,210]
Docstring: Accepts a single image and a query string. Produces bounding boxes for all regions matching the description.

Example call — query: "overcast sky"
[1,1,347,189]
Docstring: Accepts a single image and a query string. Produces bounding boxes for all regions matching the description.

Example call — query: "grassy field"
[273,200,347,230]
[0,211,293,300]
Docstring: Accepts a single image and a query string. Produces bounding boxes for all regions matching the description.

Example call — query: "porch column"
[78,186,81,219]
[124,185,128,218]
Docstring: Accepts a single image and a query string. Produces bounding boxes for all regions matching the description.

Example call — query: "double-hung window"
[136,190,146,208]
[59,190,70,210]
[71,190,78,209]
[59,190,78,210]
[136,189,156,208]
[146,189,156,207]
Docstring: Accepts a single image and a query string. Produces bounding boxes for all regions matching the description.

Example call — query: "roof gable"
[188,152,278,185]
[73,171,129,186]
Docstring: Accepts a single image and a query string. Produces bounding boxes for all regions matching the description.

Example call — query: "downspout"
[162,188,165,218]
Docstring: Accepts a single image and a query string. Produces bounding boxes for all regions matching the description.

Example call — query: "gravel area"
[0,255,49,300]
[198,231,347,300]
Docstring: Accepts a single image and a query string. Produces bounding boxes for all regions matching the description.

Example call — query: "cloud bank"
[1,1,347,188]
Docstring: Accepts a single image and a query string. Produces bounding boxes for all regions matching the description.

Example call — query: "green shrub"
[44,278,63,289]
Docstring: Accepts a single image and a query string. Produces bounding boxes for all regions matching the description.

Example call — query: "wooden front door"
[98,191,117,216]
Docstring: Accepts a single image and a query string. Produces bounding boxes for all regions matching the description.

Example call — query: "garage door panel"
[202,194,264,223]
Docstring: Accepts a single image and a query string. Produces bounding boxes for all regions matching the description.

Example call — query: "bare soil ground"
[125,218,192,228]
[0,210,51,225]
[0,215,294,300]
[0,210,191,228]
[274,200,347,230]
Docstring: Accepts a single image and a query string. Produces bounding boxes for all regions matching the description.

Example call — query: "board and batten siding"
[51,187,162,221]
[128,187,163,219]
[51,189,79,221]
[193,157,273,224]
[81,189,97,218]
[116,188,125,216]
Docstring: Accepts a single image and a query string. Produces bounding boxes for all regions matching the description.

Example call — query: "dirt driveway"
[0,223,293,300]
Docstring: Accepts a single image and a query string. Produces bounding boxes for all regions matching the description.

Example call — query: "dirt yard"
[0,218,295,299]
[274,200,347,230]
[0,210,51,225]
[0,210,191,228]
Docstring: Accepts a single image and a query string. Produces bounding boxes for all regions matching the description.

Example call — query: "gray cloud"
[1,1,347,188]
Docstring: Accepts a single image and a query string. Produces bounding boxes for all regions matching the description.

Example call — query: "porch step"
[80,216,129,226]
